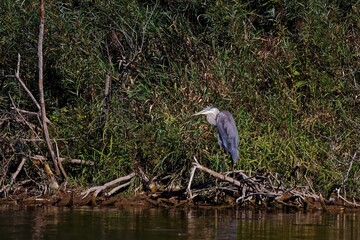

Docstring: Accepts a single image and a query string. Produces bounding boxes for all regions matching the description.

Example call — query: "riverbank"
[1,184,359,214]
[1,1,359,207]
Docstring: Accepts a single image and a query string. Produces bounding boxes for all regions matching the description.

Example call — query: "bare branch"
[38,0,60,177]
[105,182,131,197]
[55,140,68,180]
[14,54,41,110]
[192,161,242,186]
[59,158,95,166]
[186,165,197,199]
[0,156,27,194]
[338,193,360,207]
[10,156,27,183]
[32,155,95,166]
[81,172,136,199]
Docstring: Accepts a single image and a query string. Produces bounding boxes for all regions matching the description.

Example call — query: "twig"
[342,151,357,187]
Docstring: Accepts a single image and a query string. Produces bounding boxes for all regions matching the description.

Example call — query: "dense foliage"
[1,0,359,197]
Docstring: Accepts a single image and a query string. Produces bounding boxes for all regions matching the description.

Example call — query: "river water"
[0,205,359,240]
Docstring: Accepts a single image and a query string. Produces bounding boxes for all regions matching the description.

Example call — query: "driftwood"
[186,158,336,209]
[81,172,136,199]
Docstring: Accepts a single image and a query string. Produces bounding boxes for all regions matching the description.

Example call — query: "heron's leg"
[232,161,235,179]
[220,160,224,173]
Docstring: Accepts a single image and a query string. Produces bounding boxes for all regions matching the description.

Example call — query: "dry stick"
[31,155,95,166]
[192,161,242,186]
[15,54,40,110]
[54,140,68,180]
[236,192,275,203]
[38,0,60,177]
[102,74,111,115]
[59,158,95,166]
[189,159,281,203]
[14,56,51,124]
[9,94,39,133]
[338,194,360,208]
[105,181,131,197]
[10,156,27,183]
[0,157,28,193]
[102,75,111,144]
[342,152,357,194]
[81,172,136,198]
[186,165,197,199]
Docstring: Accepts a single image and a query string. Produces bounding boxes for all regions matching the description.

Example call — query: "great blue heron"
[194,106,239,173]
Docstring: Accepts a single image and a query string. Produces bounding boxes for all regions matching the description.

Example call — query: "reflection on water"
[0,205,359,240]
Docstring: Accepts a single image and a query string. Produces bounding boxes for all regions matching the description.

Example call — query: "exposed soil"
[1,185,359,214]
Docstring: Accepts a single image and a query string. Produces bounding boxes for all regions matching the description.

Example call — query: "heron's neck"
[206,111,219,126]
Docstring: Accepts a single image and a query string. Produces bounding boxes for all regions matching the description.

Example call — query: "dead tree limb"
[338,194,360,208]
[54,140,67,180]
[0,156,27,194]
[14,55,51,124]
[105,182,131,196]
[38,0,60,177]
[186,165,197,199]
[81,172,136,199]
[14,54,40,110]
[192,160,241,186]
[31,155,95,166]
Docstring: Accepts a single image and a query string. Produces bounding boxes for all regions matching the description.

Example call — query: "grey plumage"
[193,106,239,163]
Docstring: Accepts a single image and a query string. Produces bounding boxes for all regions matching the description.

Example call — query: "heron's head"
[193,106,220,126]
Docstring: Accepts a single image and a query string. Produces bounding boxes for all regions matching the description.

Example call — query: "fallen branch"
[81,172,136,199]
[186,165,197,199]
[0,156,27,194]
[105,182,131,196]
[193,161,242,186]
[186,158,336,209]
[31,155,95,166]
[59,158,95,166]
[338,194,360,208]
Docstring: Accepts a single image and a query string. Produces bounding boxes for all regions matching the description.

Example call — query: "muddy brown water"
[0,205,359,240]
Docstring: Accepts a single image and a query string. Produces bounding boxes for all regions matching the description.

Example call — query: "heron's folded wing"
[216,111,239,151]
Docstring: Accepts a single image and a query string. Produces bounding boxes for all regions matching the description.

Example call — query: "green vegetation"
[1,0,359,197]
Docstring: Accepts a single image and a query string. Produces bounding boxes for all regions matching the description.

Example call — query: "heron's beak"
[193,107,211,116]
[193,110,205,116]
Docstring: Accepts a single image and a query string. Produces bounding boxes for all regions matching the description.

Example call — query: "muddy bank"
[1,185,359,214]
[1,162,359,212]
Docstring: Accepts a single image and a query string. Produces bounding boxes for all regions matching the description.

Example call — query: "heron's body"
[194,106,239,164]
